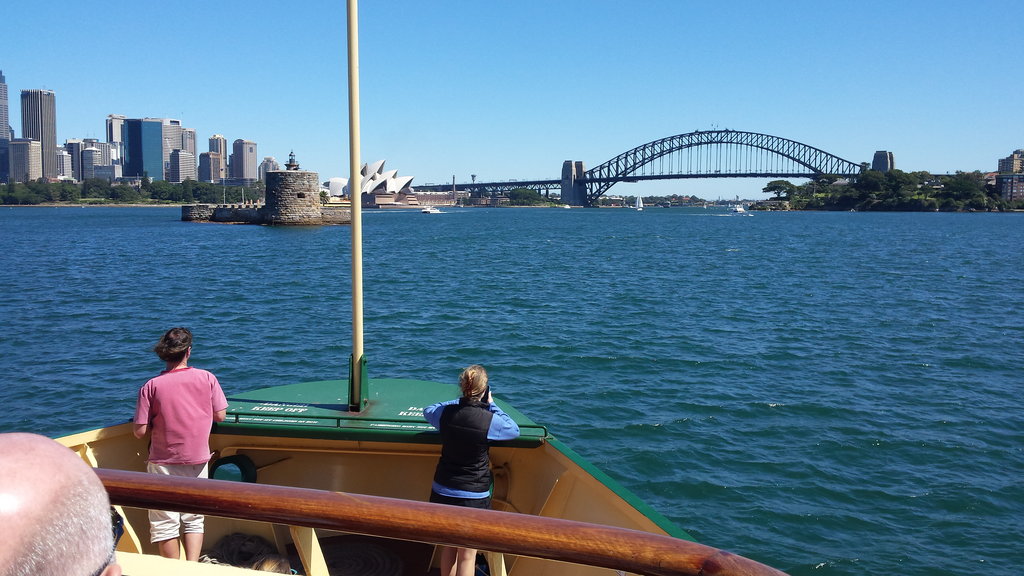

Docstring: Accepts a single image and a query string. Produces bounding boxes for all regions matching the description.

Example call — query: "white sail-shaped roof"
[336,160,414,197]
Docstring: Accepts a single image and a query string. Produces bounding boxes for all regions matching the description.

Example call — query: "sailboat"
[635,195,644,211]
[51,3,787,576]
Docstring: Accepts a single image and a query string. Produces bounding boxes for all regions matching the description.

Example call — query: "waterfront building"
[8,138,42,183]
[258,156,280,181]
[20,89,58,179]
[122,118,164,180]
[996,174,1024,202]
[998,149,1023,174]
[871,150,895,172]
[168,149,196,183]
[92,164,119,182]
[230,139,258,181]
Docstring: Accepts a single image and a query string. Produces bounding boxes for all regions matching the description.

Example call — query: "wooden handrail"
[97,469,787,576]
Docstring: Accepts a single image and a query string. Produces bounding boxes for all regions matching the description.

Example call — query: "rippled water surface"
[2,206,1022,575]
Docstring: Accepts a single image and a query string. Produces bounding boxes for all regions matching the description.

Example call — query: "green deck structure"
[216,378,548,447]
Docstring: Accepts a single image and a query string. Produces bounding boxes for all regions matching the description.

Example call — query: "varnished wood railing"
[97,469,787,576]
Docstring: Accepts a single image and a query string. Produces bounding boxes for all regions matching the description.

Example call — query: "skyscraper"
[258,156,280,181]
[21,89,58,179]
[106,114,126,164]
[209,134,227,181]
[0,71,9,183]
[230,139,257,181]
[8,139,42,183]
[198,152,224,183]
[0,70,9,140]
[168,149,196,183]
[122,118,164,180]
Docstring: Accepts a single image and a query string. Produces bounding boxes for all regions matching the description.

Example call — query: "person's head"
[154,327,192,363]
[459,364,488,400]
[0,433,121,576]
[251,554,292,573]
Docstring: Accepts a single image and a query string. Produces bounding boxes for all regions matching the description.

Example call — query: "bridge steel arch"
[581,130,862,206]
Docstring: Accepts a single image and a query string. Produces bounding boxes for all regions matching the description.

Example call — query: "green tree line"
[0,178,265,206]
[762,170,1020,211]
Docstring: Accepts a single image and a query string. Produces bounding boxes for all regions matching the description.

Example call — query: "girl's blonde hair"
[459,364,488,400]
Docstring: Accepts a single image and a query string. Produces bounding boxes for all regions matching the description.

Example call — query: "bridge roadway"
[412,130,866,206]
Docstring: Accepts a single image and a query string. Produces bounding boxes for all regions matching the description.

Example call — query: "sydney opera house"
[328,160,418,207]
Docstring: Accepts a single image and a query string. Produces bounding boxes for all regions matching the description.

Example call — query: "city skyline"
[3,1,1023,198]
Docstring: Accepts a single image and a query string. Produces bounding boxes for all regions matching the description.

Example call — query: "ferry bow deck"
[60,378,774,575]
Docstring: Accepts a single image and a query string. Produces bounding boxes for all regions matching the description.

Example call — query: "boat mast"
[347,0,367,412]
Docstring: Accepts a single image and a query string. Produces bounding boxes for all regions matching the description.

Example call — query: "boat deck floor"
[286,534,434,576]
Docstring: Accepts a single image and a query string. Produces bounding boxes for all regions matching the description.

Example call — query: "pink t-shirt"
[134,367,229,465]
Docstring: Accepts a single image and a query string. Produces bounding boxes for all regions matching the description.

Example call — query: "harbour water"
[1,206,1021,576]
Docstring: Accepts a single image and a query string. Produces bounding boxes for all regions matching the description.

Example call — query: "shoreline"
[5,202,183,208]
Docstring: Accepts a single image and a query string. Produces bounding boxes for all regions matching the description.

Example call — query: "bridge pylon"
[561,160,587,206]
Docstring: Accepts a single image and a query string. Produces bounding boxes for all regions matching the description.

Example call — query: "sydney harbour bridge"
[415,130,865,207]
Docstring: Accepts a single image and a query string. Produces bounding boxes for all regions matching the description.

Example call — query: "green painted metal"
[215,378,547,447]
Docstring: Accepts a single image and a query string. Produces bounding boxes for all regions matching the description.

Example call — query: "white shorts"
[147,461,209,543]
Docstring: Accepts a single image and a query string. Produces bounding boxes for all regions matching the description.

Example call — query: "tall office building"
[0,71,9,182]
[8,139,42,183]
[122,118,164,180]
[198,152,224,183]
[65,139,86,180]
[181,128,197,157]
[258,156,280,181]
[160,119,182,179]
[0,70,9,141]
[209,134,227,180]
[20,89,58,179]
[81,147,102,180]
[106,114,126,163]
[168,149,196,183]
[230,139,258,180]
[56,148,73,179]
[209,134,226,155]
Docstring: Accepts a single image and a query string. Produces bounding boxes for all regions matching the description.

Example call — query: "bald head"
[0,433,118,576]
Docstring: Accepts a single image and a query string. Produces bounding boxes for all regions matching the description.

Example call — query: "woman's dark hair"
[154,327,192,363]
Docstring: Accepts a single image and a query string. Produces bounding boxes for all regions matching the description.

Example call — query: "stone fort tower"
[261,152,322,225]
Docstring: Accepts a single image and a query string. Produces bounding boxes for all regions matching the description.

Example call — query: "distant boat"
[635,196,644,211]
[730,204,746,213]
[421,206,442,214]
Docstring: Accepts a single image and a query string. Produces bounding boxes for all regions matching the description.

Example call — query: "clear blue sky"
[5,0,1021,199]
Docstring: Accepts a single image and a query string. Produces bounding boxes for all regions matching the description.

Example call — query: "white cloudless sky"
[4,0,1021,199]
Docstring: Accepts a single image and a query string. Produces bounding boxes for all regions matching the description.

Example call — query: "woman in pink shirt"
[134,327,228,561]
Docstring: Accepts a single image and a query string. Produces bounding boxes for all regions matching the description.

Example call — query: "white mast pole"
[347,0,366,411]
